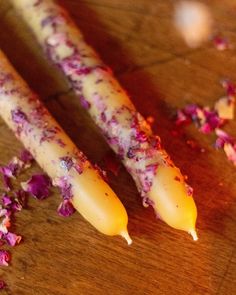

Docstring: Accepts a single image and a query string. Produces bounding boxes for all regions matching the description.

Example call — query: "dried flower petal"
[0,280,6,289]
[57,199,75,217]
[0,250,10,266]
[4,232,22,247]
[59,156,74,171]
[213,36,230,51]
[21,174,52,200]
[20,149,34,166]
[224,142,236,166]
[53,176,73,200]
[1,194,12,207]
[214,96,235,120]
[221,79,236,97]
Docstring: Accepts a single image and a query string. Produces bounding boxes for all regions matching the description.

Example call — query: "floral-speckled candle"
[0,50,131,244]
[11,0,198,240]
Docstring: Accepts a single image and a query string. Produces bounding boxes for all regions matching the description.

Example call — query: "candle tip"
[189,229,198,241]
[120,230,132,245]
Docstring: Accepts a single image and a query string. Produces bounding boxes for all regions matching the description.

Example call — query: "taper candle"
[0,49,131,244]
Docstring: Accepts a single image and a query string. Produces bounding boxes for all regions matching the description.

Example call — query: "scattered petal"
[57,199,75,217]
[19,149,34,167]
[0,280,6,289]
[21,174,52,200]
[4,232,22,247]
[214,96,235,120]
[221,79,236,97]
[0,250,10,266]
[53,176,73,200]
[1,194,12,207]
[224,142,236,166]
[213,36,230,51]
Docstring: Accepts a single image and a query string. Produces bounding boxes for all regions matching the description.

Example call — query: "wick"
[189,229,198,241]
[120,230,132,245]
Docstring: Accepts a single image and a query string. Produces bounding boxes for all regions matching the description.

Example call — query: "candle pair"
[2,0,198,241]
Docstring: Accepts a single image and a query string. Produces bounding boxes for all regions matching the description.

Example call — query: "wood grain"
[0,0,236,294]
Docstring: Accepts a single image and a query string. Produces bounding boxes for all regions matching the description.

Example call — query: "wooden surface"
[0,0,236,294]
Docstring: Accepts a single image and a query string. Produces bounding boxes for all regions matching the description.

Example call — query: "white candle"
[0,50,131,244]
[11,0,198,239]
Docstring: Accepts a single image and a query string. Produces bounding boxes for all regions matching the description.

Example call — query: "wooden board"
[0,0,236,294]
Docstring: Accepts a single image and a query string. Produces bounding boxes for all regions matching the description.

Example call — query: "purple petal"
[136,130,148,143]
[221,79,236,97]
[1,194,12,206]
[0,280,6,289]
[213,36,229,51]
[20,149,34,165]
[59,156,74,171]
[4,232,22,247]
[53,177,73,200]
[224,143,236,166]
[80,95,91,109]
[21,174,52,200]
[11,109,28,124]
[184,104,199,116]
[57,200,75,217]
[2,175,11,191]
[0,250,10,266]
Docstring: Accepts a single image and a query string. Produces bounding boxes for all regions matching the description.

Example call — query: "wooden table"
[0,1,236,294]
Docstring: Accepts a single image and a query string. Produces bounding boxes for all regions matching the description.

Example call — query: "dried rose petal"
[224,142,236,166]
[53,176,73,200]
[20,149,34,166]
[215,128,234,148]
[0,150,33,188]
[0,280,6,289]
[0,208,7,218]
[221,79,236,97]
[4,232,22,247]
[1,216,11,231]
[215,96,235,120]
[57,199,75,217]
[21,174,52,200]
[2,175,11,191]
[80,95,91,109]
[185,184,194,196]
[0,159,19,178]
[11,109,28,124]
[59,156,74,171]
[175,107,195,126]
[213,36,230,51]
[0,250,10,266]
[1,194,12,207]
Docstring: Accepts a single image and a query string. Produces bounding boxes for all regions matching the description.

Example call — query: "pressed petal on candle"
[11,0,198,239]
[0,50,131,244]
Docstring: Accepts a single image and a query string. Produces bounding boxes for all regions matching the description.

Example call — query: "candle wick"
[189,229,198,241]
[120,230,132,245]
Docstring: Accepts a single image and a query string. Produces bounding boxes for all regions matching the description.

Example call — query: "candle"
[11,0,198,240]
[0,50,132,244]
